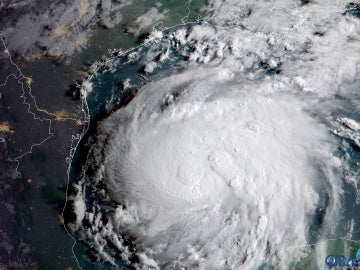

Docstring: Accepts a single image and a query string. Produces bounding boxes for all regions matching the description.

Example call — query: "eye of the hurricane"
[92,68,340,269]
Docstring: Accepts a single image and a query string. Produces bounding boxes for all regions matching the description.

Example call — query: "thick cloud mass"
[98,68,340,269]
[67,0,360,269]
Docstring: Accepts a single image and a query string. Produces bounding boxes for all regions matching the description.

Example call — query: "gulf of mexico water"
[65,1,360,269]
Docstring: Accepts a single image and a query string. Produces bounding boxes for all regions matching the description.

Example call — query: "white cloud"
[67,0,360,268]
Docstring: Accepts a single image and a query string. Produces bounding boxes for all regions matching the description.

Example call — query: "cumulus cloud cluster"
[126,6,168,36]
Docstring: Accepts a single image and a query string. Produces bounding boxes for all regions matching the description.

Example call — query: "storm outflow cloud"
[0,0,131,57]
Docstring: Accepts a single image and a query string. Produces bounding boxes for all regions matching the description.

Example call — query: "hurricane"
[64,1,360,269]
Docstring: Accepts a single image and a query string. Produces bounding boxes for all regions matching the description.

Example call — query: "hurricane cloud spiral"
[66,1,360,269]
